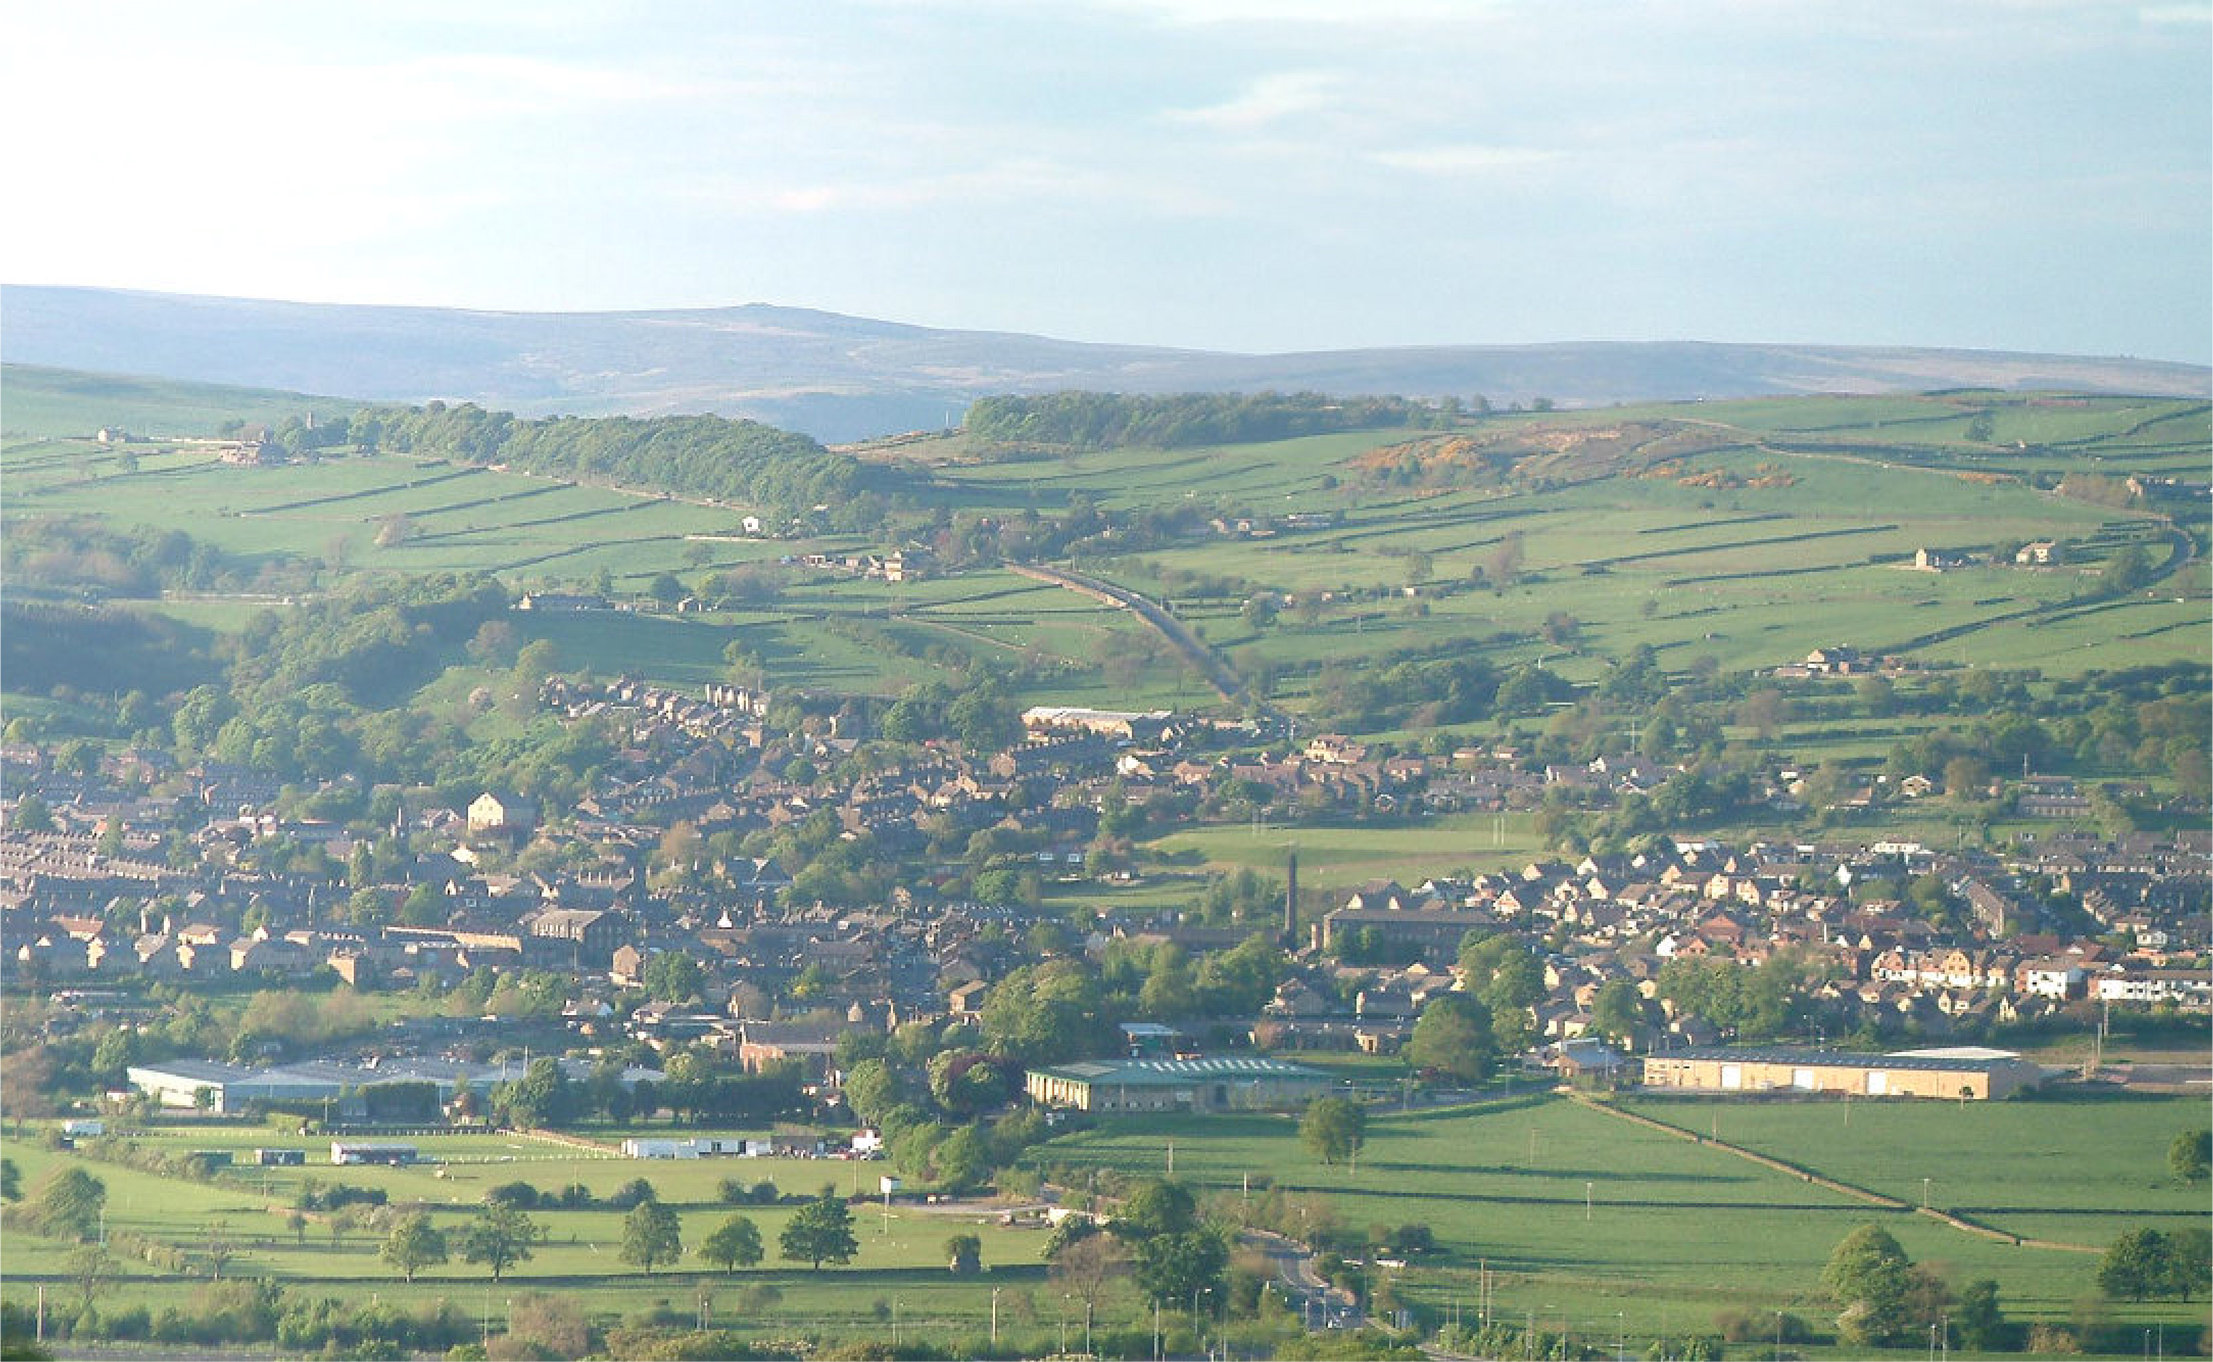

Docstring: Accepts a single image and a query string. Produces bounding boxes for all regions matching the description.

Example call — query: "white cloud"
[1165,70,1342,129]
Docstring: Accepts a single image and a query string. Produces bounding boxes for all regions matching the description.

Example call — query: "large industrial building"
[125,1056,663,1115]
[1025,1055,1332,1114]
[1639,1045,2046,1101]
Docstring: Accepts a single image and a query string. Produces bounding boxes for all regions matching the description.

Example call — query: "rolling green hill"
[0,363,349,438]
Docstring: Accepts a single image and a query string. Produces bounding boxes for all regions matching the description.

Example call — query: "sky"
[4,1,2209,363]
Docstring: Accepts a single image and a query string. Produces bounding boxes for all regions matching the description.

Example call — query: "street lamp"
[1922,1176,1932,1210]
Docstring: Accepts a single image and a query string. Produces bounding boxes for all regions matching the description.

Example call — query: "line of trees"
[967,391,1451,451]
[353,403,873,523]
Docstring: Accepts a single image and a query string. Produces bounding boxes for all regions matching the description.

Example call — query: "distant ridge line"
[5,284,2205,443]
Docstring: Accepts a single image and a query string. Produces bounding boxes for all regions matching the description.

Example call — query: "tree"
[1300,1097,1367,1167]
[9,794,53,832]
[1117,1180,1199,1239]
[1737,688,1791,739]
[2094,1226,2208,1303]
[620,1200,684,1274]
[946,1232,982,1275]
[2098,1228,2169,1302]
[1051,1231,1131,1330]
[64,1243,117,1318]
[1943,754,1990,803]
[2101,542,2150,592]
[780,1187,859,1269]
[1823,1223,1913,1346]
[203,1221,237,1279]
[460,1202,542,1281]
[641,949,704,1004]
[841,1058,900,1128]
[699,1214,763,1273]
[1459,934,1543,1054]
[2169,1128,2210,1184]
[504,1293,591,1359]
[1954,1279,2007,1351]
[2163,1227,2211,1301]
[1408,993,1496,1081]
[0,1157,19,1202]
[1133,1228,1229,1312]
[380,1211,449,1282]
[30,1166,106,1241]
[1589,979,1648,1049]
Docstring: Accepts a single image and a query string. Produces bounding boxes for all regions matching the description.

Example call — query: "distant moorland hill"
[6,284,2205,442]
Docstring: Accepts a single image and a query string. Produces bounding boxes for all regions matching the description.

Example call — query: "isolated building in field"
[1024,1056,1331,1114]
[1640,1045,2044,1100]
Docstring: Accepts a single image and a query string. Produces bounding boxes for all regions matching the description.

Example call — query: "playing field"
[1028,1089,2213,1350]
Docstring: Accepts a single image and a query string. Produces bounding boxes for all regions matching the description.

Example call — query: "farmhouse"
[1025,1056,1331,1114]
[1640,1045,2045,1100]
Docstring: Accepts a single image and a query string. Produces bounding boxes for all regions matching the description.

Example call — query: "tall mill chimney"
[1283,849,1299,947]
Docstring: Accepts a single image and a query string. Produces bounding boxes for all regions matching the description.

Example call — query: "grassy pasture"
[9,389,2202,709]
[0,365,345,439]
[15,1090,2198,1351]
[0,1130,1059,1346]
[1033,1091,2213,1348]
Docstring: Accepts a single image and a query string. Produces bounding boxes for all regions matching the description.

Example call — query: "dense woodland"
[344,403,879,523]
[965,391,1451,451]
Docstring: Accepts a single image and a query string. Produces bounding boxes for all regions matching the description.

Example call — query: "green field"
[7,380,2205,716]
[1029,1091,2213,1352]
[1152,812,1544,882]
[0,366,348,439]
[0,1128,1060,1348]
[4,1092,2204,1354]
